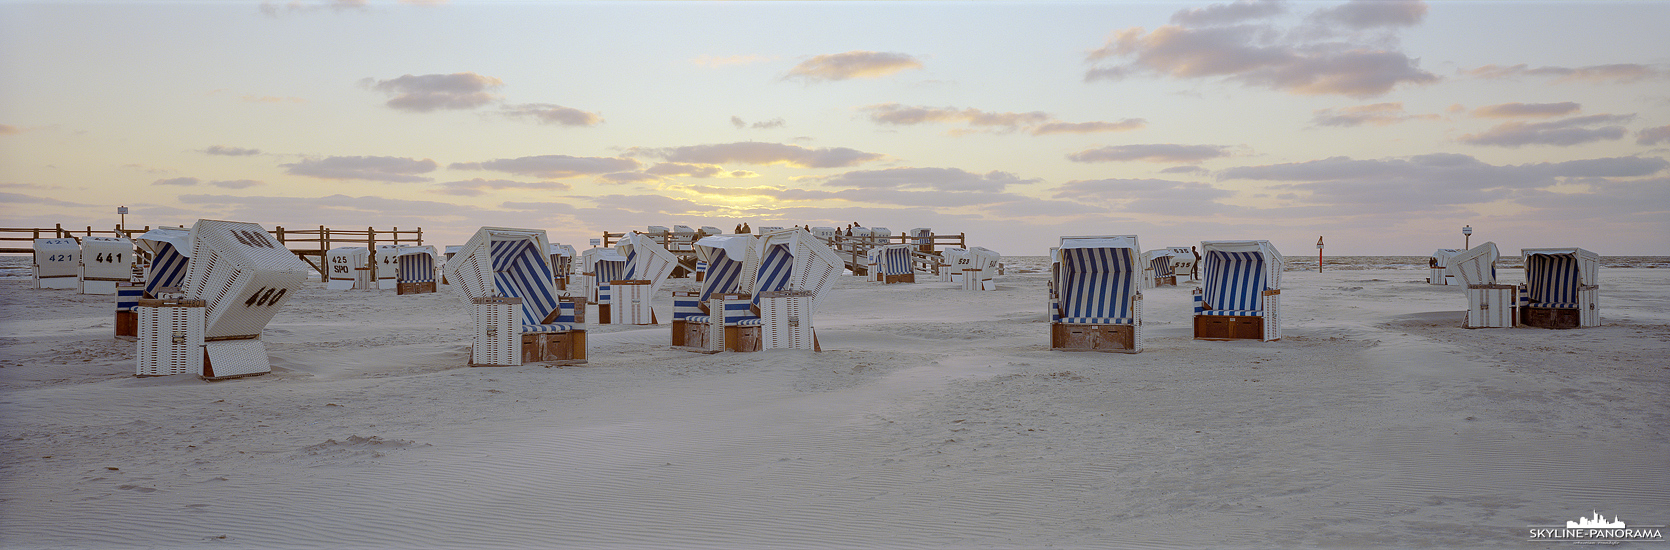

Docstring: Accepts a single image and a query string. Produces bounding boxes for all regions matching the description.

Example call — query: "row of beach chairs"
[41,220,1599,379]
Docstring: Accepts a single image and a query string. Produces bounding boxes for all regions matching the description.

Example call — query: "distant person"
[1191,246,1201,280]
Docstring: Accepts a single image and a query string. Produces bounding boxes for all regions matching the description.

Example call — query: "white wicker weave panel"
[1466,286,1515,328]
[610,282,654,325]
[760,292,814,350]
[707,296,728,351]
[203,339,271,379]
[1263,293,1282,342]
[185,220,310,340]
[472,299,519,366]
[1132,295,1145,353]
[1579,287,1599,327]
[136,304,203,376]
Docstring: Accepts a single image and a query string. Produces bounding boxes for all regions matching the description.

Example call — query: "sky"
[2,0,1667,256]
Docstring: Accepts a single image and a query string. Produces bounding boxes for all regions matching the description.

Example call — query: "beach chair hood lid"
[695,234,756,259]
[1060,235,1140,253]
[136,227,193,257]
[395,245,439,258]
[1201,240,1283,289]
[1447,241,1500,285]
[1521,247,1598,260]
[548,243,577,258]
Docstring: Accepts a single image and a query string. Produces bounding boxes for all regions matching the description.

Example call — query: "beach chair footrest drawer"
[1052,323,1136,353]
[521,331,586,365]
[1194,315,1264,340]
[1521,306,1580,329]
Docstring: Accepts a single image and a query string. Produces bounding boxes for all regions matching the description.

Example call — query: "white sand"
[2,263,1667,549]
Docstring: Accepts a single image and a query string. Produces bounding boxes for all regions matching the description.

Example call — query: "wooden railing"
[2,224,423,282]
[599,227,969,276]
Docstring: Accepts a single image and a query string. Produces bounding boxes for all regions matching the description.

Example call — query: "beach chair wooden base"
[883,273,915,284]
[521,332,587,365]
[1194,315,1265,340]
[115,310,138,341]
[1521,306,1580,329]
[597,303,612,324]
[1051,323,1137,353]
[397,281,436,295]
[679,322,760,353]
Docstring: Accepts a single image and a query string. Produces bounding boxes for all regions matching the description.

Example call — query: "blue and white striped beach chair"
[872,244,915,284]
[444,227,586,367]
[675,234,760,351]
[394,245,439,295]
[1192,240,1283,341]
[1518,247,1599,329]
[609,232,679,325]
[1143,249,1177,287]
[1050,235,1144,353]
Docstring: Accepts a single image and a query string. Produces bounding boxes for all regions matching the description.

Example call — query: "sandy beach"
[1,258,1666,549]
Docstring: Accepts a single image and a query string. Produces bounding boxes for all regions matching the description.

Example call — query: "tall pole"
[1462,225,1473,249]
[1316,236,1324,272]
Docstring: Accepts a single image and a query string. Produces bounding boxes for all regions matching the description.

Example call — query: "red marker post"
[1316,236,1324,272]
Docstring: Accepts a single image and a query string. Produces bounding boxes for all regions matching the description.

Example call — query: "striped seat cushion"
[682,315,761,326]
[736,317,764,326]
[1200,310,1263,317]
[521,323,576,333]
[1529,302,1580,309]
[1059,317,1134,325]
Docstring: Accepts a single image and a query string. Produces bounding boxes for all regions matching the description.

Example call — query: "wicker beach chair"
[1429,249,1463,285]
[394,245,439,295]
[1192,240,1283,341]
[31,237,80,290]
[78,236,134,295]
[1518,247,1599,329]
[1450,242,1512,328]
[158,219,312,379]
[443,227,586,367]
[964,246,1002,291]
[136,227,191,298]
[674,234,760,351]
[1142,249,1178,288]
[870,244,915,284]
[325,247,371,290]
[609,232,678,325]
[1050,236,1144,353]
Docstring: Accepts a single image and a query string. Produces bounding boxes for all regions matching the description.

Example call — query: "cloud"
[1170,0,1285,27]
[1086,22,1439,97]
[211,179,263,189]
[259,0,367,17]
[630,142,885,168]
[499,103,602,126]
[1637,125,1670,146]
[0,192,91,207]
[731,116,785,129]
[433,178,572,197]
[860,103,1142,136]
[1068,144,1232,164]
[814,167,1040,192]
[202,145,262,156]
[361,72,503,112]
[283,155,439,182]
[152,177,201,186]
[449,154,639,179]
[785,51,923,82]
[682,184,1098,213]
[645,163,726,178]
[1030,120,1147,135]
[1471,102,1582,118]
[692,54,778,68]
[0,124,20,135]
[1160,165,1210,174]
[1311,0,1426,29]
[1458,114,1634,147]
[1464,63,1667,84]
[1051,178,1238,216]
[1310,102,1437,127]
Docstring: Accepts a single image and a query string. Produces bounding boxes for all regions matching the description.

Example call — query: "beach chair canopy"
[137,227,192,296]
[1448,242,1500,286]
[693,234,757,300]
[1055,235,1142,324]
[1522,247,1599,308]
[615,232,678,287]
[444,245,463,261]
[1430,249,1463,268]
[968,247,1001,269]
[748,228,842,314]
[181,219,312,339]
[444,227,569,328]
[1199,240,1283,316]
